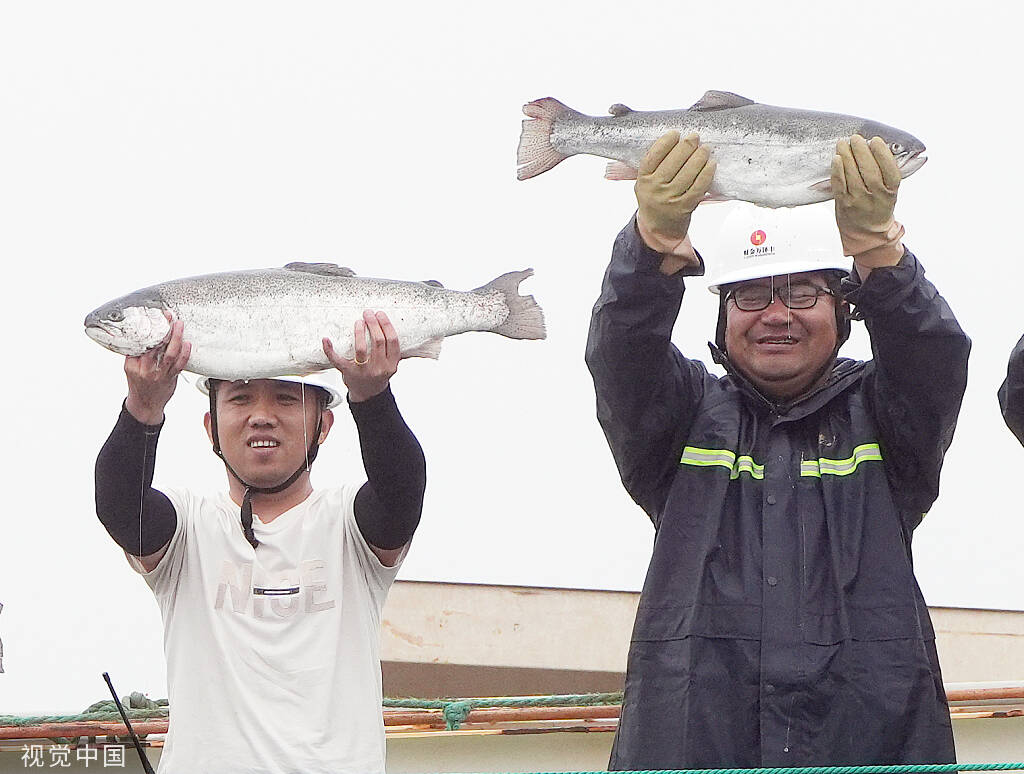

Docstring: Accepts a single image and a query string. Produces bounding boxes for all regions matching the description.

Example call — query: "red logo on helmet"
[750,230,766,246]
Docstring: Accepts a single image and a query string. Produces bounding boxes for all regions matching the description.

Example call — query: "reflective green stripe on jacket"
[681,443,883,479]
[799,443,883,478]
[679,446,764,479]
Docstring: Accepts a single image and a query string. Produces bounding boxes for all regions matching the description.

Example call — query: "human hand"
[323,311,400,403]
[635,131,716,253]
[832,135,904,264]
[124,318,191,425]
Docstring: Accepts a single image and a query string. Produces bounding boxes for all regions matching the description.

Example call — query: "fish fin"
[285,262,356,277]
[421,279,444,288]
[698,191,731,204]
[401,337,443,360]
[809,179,833,193]
[604,161,639,181]
[689,90,755,112]
[474,269,546,340]
[608,103,633,116]
[522,96,580,122]
[517,98,582,180]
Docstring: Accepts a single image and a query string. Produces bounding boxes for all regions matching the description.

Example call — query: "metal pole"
[102,672,155,774]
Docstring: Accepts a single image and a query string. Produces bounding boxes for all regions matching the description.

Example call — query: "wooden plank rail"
[947,686,1024,703]
[0,721,169,741]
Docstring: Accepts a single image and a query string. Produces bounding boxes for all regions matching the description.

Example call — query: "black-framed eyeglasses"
[725,282,835,312]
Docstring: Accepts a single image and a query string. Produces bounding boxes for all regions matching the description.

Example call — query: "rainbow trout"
[85,263,545,379]
[517,90,926,208]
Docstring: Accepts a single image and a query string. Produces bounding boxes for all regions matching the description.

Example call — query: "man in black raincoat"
[999,335,1024,445]
[586,132,968,769]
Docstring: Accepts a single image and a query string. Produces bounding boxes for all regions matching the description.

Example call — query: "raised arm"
[999,333,1024,446]
[845,250,970,519]
[95,319,191,568]
[832,135,970,519]
[585,132,717,525]
[324,311,425,566]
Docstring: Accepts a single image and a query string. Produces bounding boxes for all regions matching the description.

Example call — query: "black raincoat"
[998,333,1024,445]
[585,219,969,770]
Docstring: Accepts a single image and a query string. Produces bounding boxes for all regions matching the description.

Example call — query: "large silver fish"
[517,90,927,208]
[84,263,545,379]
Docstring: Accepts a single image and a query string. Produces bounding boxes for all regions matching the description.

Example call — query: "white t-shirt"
[130,485,403,774]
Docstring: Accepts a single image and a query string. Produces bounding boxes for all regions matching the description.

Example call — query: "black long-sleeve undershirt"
[95,405,177,556]
[94,387,426,556]
[350,386,426,550]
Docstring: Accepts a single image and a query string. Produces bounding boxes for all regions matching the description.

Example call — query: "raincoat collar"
[708,341,865,422]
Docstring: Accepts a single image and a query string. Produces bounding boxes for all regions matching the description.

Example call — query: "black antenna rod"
[102,672,156,774]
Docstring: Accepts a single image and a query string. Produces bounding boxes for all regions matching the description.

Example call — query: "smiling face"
[723,271,839,402]
[204,379,333,490]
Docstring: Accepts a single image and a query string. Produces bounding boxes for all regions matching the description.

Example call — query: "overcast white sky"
[1,0,1022,714]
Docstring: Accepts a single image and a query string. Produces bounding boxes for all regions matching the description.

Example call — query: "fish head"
[859,121,927,179]
[84,289,171,356]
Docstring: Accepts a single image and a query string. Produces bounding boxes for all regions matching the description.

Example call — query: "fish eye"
[108,310,124,322]
[889,142,904,155]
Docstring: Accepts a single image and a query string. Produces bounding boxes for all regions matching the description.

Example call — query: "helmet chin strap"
[208,384,323,549]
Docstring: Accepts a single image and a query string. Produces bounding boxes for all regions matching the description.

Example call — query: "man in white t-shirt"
[95,311,426,774]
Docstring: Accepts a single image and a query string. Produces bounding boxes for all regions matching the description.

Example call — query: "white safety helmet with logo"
[704,202,850,294]
[193,370,346,408]
[703,202,853,354]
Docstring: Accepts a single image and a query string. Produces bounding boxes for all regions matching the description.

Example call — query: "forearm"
[585,216,698,400]
[95,403,177,556]
[846,249,971,510]
[847,249,970,401]
[999,333,1024,446]
[585,216,709,521]
[351,387,426,550]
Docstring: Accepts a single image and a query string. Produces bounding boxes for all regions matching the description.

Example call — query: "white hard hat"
[193,371,346,409]
[705,202,850,293]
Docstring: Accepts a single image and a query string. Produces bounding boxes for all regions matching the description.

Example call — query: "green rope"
[0,709,169,727]
[442,700,474,730]
[1,693,620,731]
[383,692,624,729]
[0,694,169,727]
[383,692,623,710]
[2,693,622,731]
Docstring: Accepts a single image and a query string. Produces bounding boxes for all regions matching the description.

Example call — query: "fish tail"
[517,98,580,180]
[476,269,546,340]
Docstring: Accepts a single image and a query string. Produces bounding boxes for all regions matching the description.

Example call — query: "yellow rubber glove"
[832,135,905,273]
[635,131,716,274]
